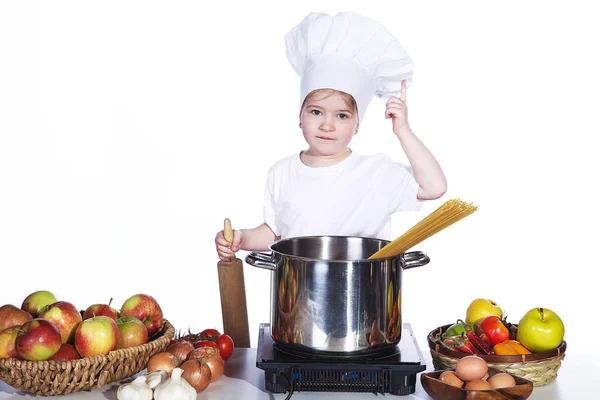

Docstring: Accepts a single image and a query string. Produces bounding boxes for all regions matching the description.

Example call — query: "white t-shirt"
[263,151,423,241]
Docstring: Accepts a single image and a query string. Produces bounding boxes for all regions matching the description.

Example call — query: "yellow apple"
[466,298,503,324]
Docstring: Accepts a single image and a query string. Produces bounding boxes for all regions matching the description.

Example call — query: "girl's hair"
[300,88,358,116]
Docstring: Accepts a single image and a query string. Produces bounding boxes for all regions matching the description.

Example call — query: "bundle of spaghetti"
[369,199,479,259]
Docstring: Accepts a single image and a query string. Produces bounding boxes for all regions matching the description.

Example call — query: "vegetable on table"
[117,376,153,400]
[216,333,235,360]
[145,370,168,390]
[153,367,197,400]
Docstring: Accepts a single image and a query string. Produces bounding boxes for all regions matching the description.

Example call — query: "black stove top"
[256,322,426,396]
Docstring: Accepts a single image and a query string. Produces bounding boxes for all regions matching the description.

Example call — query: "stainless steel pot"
[245,236,429,356]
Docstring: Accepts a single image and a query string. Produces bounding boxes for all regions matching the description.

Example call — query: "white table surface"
[1,349,596,399]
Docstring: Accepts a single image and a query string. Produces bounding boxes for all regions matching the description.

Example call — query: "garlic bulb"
[145,370,168,389]
[154,367,197,400]
[117,376,153,400]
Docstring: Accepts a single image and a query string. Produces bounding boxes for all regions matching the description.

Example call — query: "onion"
[180,359,211,393]
[203,354,224,382]
[166,341,194,361]
[187,347,219,361]
[187,347,224,382]
[147,352,181,376]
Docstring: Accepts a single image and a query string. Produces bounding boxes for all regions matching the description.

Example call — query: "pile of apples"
[0,290,164,361]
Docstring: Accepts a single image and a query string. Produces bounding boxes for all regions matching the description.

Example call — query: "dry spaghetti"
[368,198,479,259]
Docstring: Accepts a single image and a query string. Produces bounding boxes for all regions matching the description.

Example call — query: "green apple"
[517,307,565,352]
[21,290,57,317]
[465,298,503,324]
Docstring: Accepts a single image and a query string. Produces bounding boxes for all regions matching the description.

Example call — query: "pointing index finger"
[400,79,407,102]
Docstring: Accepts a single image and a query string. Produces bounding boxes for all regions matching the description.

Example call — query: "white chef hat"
[285,11,414,122]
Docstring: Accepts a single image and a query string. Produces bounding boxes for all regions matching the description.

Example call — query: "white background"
[1,0,599,362]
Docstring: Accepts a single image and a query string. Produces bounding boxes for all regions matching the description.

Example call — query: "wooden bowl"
[421,367,534,400]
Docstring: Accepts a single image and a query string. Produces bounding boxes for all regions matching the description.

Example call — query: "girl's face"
[300,91,358,158]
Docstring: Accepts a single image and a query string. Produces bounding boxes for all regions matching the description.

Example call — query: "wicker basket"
[428,324,566,387]
[0,319,174,396]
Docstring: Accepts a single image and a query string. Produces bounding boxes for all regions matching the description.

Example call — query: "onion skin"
[166,341,194,361]
[204,354,224,382]
[180,359,211,393]
[186,347,224,382]
[146,352,181,376]
[187,347,219,360]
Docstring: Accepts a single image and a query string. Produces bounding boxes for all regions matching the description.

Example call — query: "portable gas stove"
[256,322,426,397]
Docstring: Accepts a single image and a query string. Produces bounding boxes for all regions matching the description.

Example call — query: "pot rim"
[267,235,401,263]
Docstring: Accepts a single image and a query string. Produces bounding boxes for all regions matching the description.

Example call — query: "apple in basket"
[0,304,33,331]
[119,294,163,336]
[465,298,503,325]
[517,307,565,352]
[115,316,149,349]
[83,299,119,320]
[15,318,62,361]
[21,290,57,317]
[38,301,83,343]
[49,343,81,360]
[74,316,119,357]
[0,326,21,358]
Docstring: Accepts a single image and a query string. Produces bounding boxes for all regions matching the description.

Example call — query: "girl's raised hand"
[215,229,244,262]
[385,79,410,136]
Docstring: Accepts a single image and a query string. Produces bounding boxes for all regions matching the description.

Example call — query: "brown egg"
[455,356,489,382]
[464,379,492,391]
[488,372,517,389]
[439,371,464,388]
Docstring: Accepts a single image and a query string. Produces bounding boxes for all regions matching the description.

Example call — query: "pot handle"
[402,251,430,270]
[245,252,278,271]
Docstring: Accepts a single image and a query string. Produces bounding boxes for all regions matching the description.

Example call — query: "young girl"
[215,11,446,262]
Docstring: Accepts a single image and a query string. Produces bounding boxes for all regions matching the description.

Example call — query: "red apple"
[115,316,149,349]
[74,316,118,357]
[49,343,81,360]
[21,290,58,317]
[0,304,33,331]
[83,298,119,320]
[15,318,62,361]
[0,326,21,358]
[38,301,83,344]
[120,294,163,337]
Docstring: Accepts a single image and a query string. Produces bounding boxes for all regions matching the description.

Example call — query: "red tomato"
[194,340,219,349]
[477,315,510,346]
[216,334,234,360]
[199,328,221,341]
[182,334,198,342]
